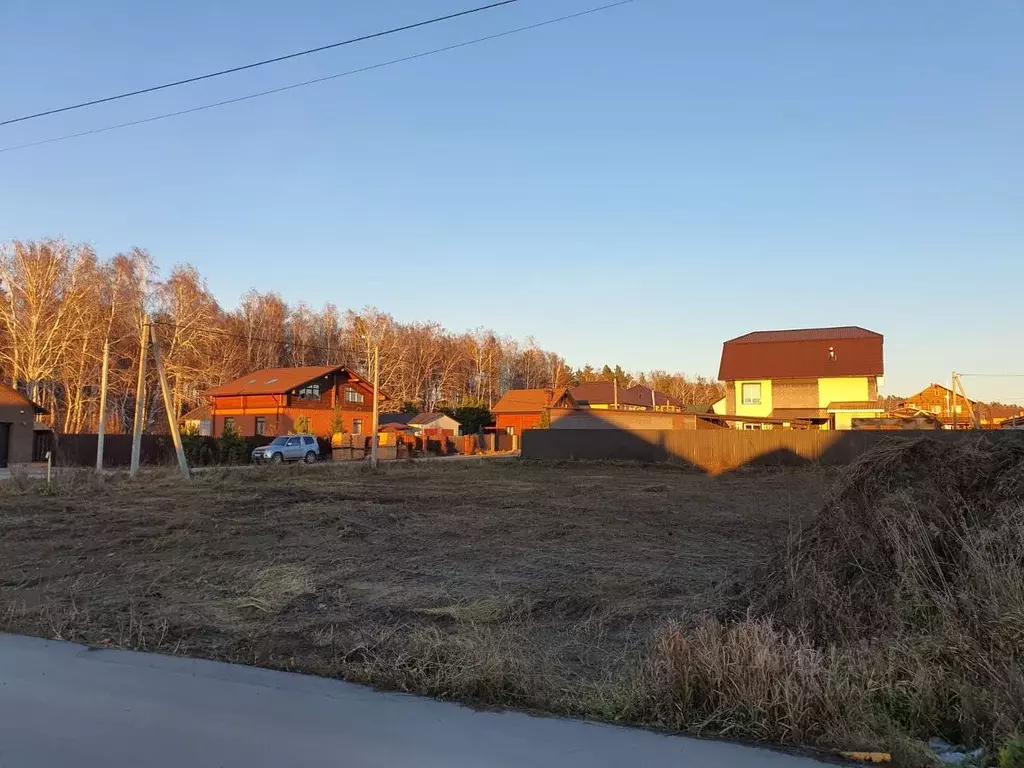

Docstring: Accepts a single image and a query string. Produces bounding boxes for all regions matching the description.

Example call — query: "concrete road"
[0,633,833,767]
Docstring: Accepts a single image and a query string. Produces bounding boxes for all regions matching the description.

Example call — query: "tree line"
[0,239,723,434]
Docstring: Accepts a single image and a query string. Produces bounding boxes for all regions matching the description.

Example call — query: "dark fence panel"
[522,429,1024,474]
[32,431,54,462]
[55,434,177,467]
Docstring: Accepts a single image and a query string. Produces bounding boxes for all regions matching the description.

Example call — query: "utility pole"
[129,321,149,476]
[371,343,380,468]
[150,324,190,478]
[951,371,958,430]
[954,373,981,430]
[95,338,110,473]
[613,376,618,409]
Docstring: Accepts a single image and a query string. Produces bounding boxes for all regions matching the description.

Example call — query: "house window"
[741,383,762,406]
[352,419,363,435]
[296,383,321,400]
[345,387,364,404]
[932,405,942,414]
[255,417,266,436]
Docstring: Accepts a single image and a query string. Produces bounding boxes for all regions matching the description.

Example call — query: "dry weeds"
[4,443,1020,763]
[0,459,821,701]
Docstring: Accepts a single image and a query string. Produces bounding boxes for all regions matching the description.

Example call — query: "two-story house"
[717,326,884,430]
[204,365,382,438]
[903,383,1024,429]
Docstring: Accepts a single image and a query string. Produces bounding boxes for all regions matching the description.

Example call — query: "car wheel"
[271,452,284,464]
[304,451,317,464]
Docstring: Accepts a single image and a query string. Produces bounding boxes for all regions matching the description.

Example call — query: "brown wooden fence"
[522,428,1024,474]
[50,431,518,467]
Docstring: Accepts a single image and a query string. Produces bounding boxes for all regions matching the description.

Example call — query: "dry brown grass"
[629,436,1024,762]
[4,443,1020,763]
[0,459,822,704]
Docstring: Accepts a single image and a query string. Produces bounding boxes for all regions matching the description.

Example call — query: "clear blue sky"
[2,0,1022,400]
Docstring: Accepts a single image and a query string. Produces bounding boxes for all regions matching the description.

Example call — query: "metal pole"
[150,324,190,478]
[129,321,149,476]
[95,338,109,472]
[371,344,380,468]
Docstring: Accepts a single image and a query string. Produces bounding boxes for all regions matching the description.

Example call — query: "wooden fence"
[521,428,1024,474]
[50,431,520,467]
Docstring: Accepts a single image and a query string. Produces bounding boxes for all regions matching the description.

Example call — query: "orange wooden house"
[491,387,576,436]
[204,365,383,438]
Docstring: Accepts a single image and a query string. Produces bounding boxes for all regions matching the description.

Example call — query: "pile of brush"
[648,436,1024,754]
[752,436,1024,645]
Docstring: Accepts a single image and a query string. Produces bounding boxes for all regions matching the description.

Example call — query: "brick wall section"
[772,379,819,409]
[868,377,878,401]
[726,386,736,414]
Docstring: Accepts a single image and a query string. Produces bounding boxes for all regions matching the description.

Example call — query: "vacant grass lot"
[0,460,823,716]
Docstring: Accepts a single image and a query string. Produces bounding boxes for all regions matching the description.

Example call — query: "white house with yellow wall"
[717,327,884,430]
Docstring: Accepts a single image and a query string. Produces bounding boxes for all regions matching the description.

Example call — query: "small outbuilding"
[0,382,48,467]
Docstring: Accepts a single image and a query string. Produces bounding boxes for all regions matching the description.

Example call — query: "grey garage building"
[0,382,47,467]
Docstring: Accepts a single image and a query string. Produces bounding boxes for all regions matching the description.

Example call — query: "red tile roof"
[206,366,359,397]
[719,326,883,381]
[492,388,575,413]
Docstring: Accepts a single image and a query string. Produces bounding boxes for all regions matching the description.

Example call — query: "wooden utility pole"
[951,371,958,430]
[150,324,190,478]
[95,339,110,472]
[613,377,618,409]
[129,321,149,476]
[954,373,981,430]
[371,344,380,468]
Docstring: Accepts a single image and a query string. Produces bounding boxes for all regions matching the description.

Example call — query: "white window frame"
[741,382,762,406]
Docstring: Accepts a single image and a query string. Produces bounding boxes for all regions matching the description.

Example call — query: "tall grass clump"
[642,437,1024,754]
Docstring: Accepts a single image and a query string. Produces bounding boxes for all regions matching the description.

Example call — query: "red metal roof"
[492,388,575,413]
[718,326,883,381]
[0,382,47,414]
[570,382,681,409]
[206,366,357,397]
[725,326,882,344]
[626,384,683,408]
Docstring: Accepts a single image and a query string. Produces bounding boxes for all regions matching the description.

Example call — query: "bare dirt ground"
[0,460,827,720]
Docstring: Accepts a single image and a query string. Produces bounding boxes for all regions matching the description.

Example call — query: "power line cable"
[0,0,639,154]
[957,373,1024,378]
[0,0,519,128]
